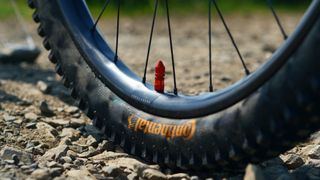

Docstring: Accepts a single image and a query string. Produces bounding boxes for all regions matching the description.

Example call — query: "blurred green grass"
[87,0,310,17]
[0,0,32,19]
[0,0,310,20]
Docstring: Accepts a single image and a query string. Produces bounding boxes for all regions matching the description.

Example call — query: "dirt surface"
[1,13,320,179]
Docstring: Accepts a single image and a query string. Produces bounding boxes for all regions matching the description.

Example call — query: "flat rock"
[65,106,79,114]
[167,173,190,180]
[72,113,81,118]
[24,112,38,121]
[69,118,87,128]
[0,146,33,164]
[142,168,167,180]
[13,119,23,124]
[36,122,58,139]
[29,168,50,180]
[280,154,304,169]
[134,163,149,175]
[301,145,317,156]
[40,145,69,162]
[60,128,81,140]
[73,135,97,148]
[90,151,128,161]
[85,135,98,147]
[77,147,101,158]
[307,145,320,159]
[43,118,69,127]
[66,167,96,180]
[3,114,16,122]
[127,172,139,180]
[102,165,123,177]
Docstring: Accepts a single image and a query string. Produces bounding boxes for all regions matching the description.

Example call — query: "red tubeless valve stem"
[154,60,165,93]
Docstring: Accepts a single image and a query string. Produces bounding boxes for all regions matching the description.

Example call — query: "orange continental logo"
[127,115,196,140]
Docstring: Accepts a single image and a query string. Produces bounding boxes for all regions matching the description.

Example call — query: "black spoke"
[165,0,178,95]
[142,0,159,84]
[91,0,111,31]
[212,0,250,75]
[208,0,213,92]
[114,0,121,62]
[267,0,288,40]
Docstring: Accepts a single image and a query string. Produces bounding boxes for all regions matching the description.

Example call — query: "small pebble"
[37,81,51,94]
[60,156,73,164]
[26,122,37,129]
[24,112,38,121]
[30,168,50,180]
[39,101,55,117]
[3,114,16,122]
[65,106,79,114]
[63,163,74,170]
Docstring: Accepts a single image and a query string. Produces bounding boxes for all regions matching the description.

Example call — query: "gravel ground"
[1,13,320,179]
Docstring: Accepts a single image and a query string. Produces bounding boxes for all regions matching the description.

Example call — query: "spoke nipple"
[142,77,146,84]
[209,86,213,92]
[154,60,165,93]
[245,69,251,76]
[174,88,178,95]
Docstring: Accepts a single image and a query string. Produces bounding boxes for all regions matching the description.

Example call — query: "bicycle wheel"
[29,0,320,173]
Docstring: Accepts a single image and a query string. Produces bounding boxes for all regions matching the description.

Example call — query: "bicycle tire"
[32,0,320,119]
[29,0,320,173]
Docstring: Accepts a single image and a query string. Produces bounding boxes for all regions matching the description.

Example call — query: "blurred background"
[86,0,308,16]
[0,0,309,19]
[0,0,311,94]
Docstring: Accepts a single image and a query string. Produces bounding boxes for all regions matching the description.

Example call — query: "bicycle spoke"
[91,0,111,31]
[212,0,250,75]
[142,0,159,84]
[114,0,121,62]
[267,0,288,40]
[165,0,178,95]
[208,0,214,92]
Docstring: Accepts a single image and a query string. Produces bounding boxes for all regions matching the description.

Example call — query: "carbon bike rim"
[56,0,320,119]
